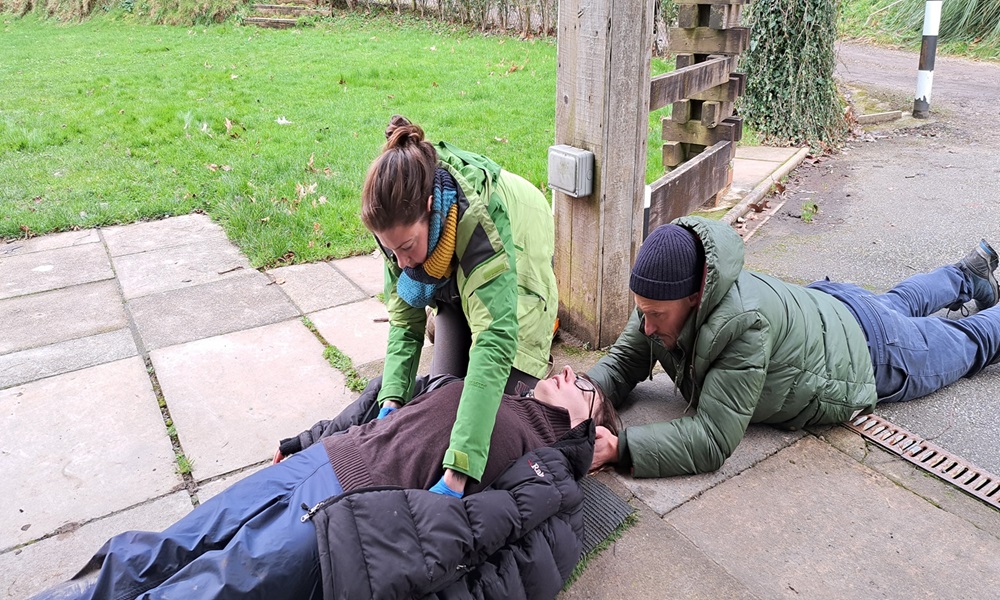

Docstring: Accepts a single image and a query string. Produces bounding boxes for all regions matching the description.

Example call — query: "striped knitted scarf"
[396,168,458,308]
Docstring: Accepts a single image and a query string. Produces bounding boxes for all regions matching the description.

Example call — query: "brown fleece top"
[323,381,570,494]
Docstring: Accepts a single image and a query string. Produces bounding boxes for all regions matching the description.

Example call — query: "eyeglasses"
[575,376,597,418]
[524,375,597,412]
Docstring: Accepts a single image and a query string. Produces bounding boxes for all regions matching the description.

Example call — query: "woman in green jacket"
[360,115,558,498]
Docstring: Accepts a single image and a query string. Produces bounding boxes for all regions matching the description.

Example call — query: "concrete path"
[3,137,999,599]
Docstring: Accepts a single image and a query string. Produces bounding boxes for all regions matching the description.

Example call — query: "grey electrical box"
[547,144,594,198]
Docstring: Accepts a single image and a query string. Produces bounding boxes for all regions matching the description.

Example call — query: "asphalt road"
[743,43,1000,474]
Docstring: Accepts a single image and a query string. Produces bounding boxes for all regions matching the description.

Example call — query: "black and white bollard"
[913,0,942,119]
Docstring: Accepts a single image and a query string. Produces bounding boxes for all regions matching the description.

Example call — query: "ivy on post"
[740,0,845,146]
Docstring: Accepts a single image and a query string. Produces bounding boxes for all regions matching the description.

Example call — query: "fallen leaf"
[206,163,219,171]
[431,81,439,87]
[221,165,232,171]
[494,136,508,144]
[275,116,293,125]
[230,73,238,79]
[260,217,270,223]
[306,153,317,173]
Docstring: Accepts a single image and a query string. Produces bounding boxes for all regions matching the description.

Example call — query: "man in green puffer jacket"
[588,216,1000,477]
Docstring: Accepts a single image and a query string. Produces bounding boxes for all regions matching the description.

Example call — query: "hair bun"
[384,114,425,149]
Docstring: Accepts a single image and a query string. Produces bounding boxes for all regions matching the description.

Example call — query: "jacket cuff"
[443,448,474,479]
[617,428,633,469]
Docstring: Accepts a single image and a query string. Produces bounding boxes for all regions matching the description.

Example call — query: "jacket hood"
[674,216,745,325]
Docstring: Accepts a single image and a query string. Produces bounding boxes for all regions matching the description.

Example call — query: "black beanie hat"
[630,224,703,300]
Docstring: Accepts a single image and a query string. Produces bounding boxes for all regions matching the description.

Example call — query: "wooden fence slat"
[677,4,698,28]
[648,141,734,230]
[689,74,743,102]
[700,101,734,127]
[668,27,750,55]
[670,100,692,123]
[663,141,685,167]
[663,115,743,145]
[709,5,735,30]
[649,56,731,111]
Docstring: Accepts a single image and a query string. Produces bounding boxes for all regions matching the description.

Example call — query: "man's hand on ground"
[592,426,619,470]
[272,448,284,465]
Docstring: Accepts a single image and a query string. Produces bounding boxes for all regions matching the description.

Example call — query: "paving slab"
[734,145,801,162]
[309,297,392,366]
[0,357,181,550]
[610,374,805,516]
[562,487,757,600]
[112,238,252,300]
[129,272,299,351]
[331,252,384,297]
[101,214,225,257]
[0,329,137,390]
[0,280,128,356]
[0,243,113,300]
[820,425,1000,539]
[732,157,783,192]
[0,230,100,259]
[266,262,366,313]
[0,491,192,600]
[150,320,354,481]
[667,436,1000,599]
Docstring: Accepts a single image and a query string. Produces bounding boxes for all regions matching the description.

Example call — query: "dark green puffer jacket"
[587,216,877,477]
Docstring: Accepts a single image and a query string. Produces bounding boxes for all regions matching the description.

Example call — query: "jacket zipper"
[300,485,404,523]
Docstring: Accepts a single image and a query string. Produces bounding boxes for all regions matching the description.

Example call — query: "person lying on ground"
[32,366,614,600]
[588,216,999,477]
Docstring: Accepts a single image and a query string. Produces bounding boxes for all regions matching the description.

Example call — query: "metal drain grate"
[579,476,635,554]
[844,414,1000,510]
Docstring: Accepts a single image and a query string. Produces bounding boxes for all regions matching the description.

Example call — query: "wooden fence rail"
[646,0,751,235]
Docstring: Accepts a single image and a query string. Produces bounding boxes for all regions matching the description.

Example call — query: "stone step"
[251,3,329,17]
[244,16,299,29]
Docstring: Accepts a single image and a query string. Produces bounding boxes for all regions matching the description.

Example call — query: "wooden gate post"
[554,0,655,348]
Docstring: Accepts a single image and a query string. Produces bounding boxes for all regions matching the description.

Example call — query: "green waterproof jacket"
[587,216,877,477]
[376,141,558,481]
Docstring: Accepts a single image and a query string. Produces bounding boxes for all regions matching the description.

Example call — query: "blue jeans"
[36,443,342,600]
[810,265,1000,403]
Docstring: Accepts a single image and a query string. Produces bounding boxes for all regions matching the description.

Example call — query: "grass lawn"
[1,12,674,266]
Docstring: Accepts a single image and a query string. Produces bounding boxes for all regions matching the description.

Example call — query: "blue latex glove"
[429,475,464,498]
[377,405,397,419]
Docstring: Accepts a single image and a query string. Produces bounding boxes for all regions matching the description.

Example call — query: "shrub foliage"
[881,0,1000,46]
[740,0,846,147]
